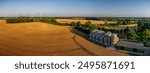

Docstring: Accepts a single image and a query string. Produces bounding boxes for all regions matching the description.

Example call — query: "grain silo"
[111,33,119,46]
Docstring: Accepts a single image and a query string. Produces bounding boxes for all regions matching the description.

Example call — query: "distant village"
[88,29,150,56]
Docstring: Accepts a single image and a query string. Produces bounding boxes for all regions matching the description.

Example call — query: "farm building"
[89,29,119,47]
[116,40,150,55]
[0,20,6,24]
[143,48,150,56]
[88,29,150,56]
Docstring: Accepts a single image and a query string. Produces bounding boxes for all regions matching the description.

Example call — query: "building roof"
[105,32,112,36]
[95,31,104,35]
[91,29,99,33]
[111,33,117,37]
[116,40,149,50]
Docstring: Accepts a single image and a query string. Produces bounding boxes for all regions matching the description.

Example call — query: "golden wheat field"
[56,19,117,24]
[0,22,127,56]
[0,20,6,24]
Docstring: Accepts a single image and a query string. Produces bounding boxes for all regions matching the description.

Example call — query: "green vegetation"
[4,17,57,24]
[6,17,33,23]
[72,17,150,42]
[142,29,150,42]
[127,30,137,40]
[117,19,135,25]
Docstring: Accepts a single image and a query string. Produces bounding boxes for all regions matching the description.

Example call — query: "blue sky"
[0,0,150,17]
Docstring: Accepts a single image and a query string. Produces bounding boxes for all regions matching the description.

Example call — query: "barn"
[116,40,150,56]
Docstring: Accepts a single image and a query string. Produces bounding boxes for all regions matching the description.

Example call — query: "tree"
[85,21,91,25]
[122,21,127,25]
[85,21,92,28]
[142,29,150,41]
[124,26,130,34]
[77,21,81,27]
[127,30,137,40]
[104,21,108,25]
[51,19,57,23]
[70,22,76,26]
[137,20,150,31]
[117,21,122,25]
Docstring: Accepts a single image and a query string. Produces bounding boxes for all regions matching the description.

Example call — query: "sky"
[0,0,150,17]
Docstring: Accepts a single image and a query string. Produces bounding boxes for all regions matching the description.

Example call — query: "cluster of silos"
[89,29,119,47]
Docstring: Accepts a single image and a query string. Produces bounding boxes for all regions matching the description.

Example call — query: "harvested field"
[118,24,137,27]
[0,20,6,24]
[74,35,126,56]
[113,24,138,29]
[0,22,127,56]
[56,19,116,24]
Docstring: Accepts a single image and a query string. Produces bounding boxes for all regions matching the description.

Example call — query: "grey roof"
[111,33,117,37]
[105,32,112,36]
[116,40,149,50]
[91,29,99,33]
[143,49,150,56]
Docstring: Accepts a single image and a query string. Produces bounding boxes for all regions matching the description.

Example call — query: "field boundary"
[69,27,87,37]
[72,35,97,56]
[69,27,97,56]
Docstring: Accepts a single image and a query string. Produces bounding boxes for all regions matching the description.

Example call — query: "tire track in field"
[72,35,97,56]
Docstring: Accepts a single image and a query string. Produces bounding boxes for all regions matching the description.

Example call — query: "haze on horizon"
[0,0,150,17]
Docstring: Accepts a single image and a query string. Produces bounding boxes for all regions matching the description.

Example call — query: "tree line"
[5,17,57,24]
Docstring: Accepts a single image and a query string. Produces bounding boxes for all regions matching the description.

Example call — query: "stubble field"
[56,19,117,24]
[0,22,127,56]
